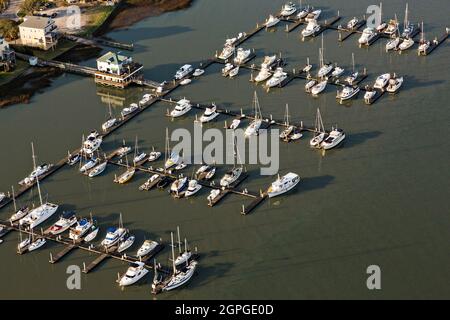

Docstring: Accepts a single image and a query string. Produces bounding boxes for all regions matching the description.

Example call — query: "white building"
[0,37,15,71]
[19,16,58,50]
[95,51,143,88]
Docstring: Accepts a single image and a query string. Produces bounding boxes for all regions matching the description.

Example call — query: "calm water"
[0,0,449,299]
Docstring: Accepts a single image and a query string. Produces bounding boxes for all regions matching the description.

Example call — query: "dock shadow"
[400,75,446,92]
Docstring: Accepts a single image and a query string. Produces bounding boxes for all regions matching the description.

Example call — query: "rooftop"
[20,16,54,29]
[97,51,130,65]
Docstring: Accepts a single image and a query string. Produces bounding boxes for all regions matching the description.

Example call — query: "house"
[0,37,16,71]
[95,51,143,88]
[19,16,58,50]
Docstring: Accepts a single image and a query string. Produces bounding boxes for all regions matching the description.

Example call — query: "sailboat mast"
[352,53,355,72]
[31,142,43,206]
[177,226,182,254]
[171,232,176,274]
[285,104,289,126]
[379,2,382,22]
[321,34,324,67]
[11,185,16,212]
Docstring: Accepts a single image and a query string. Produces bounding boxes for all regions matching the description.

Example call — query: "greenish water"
[0,0,449,299]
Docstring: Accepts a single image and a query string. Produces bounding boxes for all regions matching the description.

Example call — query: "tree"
[0,0,10,14]
[0,19,19,40]
[19,0,45,15]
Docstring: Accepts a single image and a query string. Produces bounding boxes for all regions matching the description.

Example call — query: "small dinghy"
[118,235,135,253]
[193,69,205,77]
[28,238,46,252]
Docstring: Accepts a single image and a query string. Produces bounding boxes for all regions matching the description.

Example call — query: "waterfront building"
[19,16,58,50]
[0,37,16,71]
[95,51,143,88]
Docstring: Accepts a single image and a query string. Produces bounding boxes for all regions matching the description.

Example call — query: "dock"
[337,20,366,41]
[242,194,268,215]
[83,253,111,273]
[422,31,449,56]
[50,243,77,263]
[61,34,134,51]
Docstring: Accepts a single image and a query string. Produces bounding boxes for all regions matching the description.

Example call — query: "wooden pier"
[50,243,77,263]
[337,20,366,42]
[242,194,268,215]
[422,31,449,56]
[62,34,134,51]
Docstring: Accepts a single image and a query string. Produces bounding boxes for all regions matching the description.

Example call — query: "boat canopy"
[107,227,117,233]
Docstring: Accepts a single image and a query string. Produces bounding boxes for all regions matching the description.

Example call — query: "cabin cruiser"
[234,48,251,65]
[279,125,295,140]
[19,202,59,229]
[184,180,202,198]
[222,63,234,76]
[174,64,193,80]
[121,103,139,118]
[101,227,126,248]
[88,161,107,178]
[148,150,162,162]
[261,55,277,69]
[118,262,149,287]
[398,37,414,51]
[28,238,46,252]
[374,73,391,89]
[297,6,312,19]
[358,27,377,45]
[317,63,333,78]
[364,86,377,104]
[310,132,328,148]
[82,132,102,156]
[139,174,160,191]
[19,163,52,185]
[193,69,205,77]
[195,165,216,180]
[280,2,297,16]
[102,117,117,132]
[305,79,317,93]
[254,68,272,83]
[267,172,300,198]
[265,15,280,28]
[18,236,31,252]
[114,167,136,184]
[386,76,404,93]
[79,158,99,173]
[10,206,30,223]
[48,211,77,235]
[228,66,239,78]
[320,128,346,150]
[165,151,180,169]
[384,19,398,36]
[163,260,198,292]
[347,17,359,29]
[305,9,321,21]
[199,104,219,123]
[402,23,415,38]
[418,40,430,55]
[118,235,135,253]
[386,36,401,51]
[170,176,189,194]
[67,152,80,166]
[337,86,360,101]
[302,19,320,37]
[218,46,235,60]
[345,72,358,85]
[265,67,287,88]
[244,118,263,136]
[331,66,344,78]
[311,80,327,96]
[69,218,93,240]
[137,240,159,257]
[139,93,152,106]
[207,189,221,202]
[220,167,243,187]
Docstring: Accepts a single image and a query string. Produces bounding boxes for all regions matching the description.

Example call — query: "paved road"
[0,0,23,21]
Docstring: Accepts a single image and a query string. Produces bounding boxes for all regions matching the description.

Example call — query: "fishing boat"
[47,211,77,235]
[101,226,127,249]
[79,157,98,173]
[218,46,235,60]
[245,92,264,136]
[136,239,159,257]
[195,165,216,181]
[265,67,287,88]
[228,66,239,78]
[162,232,197,291]
[373,73,391,89]
[337,86,360,102]
[139,93,152,106]
[358,27,377,45]
[305,79,317,93]
[118,234,135,253]
[417,22,430,55]
[234,48,251,65]
[222,63,234,76]
[280,2,297,16]
[118,262,149,287]
[102,98,117,132]
[347,17,359,29]
[121,103,139,118]
[175,64,193,80]
[88,161,107,178]
[28,238,46,252]
[170,176,189,194]
[310,108,328,148]
[207,189,220,202]
[254,68,272,83]
[267,172,300,198]
[69,217,93,240]
[364,86,377,104]
[398,37,414,51]
[82,131,102,155]
[133,136,147,165]
[185,180,202,198]
[148,149,162,162]
[261,55,277,69]
[386,74,404,93]
[302,19,320,37]
[320,128,346,150]
[19,143,59,230]
[174,227,193,267]
[265,15,280,28]
[67,151,81,166]
[401,3,415,38]
[193,69,205,77]
[311,80,327,96]
[384,18,399,36]
[199,104,219,123]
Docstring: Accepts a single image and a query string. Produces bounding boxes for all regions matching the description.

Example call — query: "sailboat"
[174,227,192,267]
[417,22,430,55]
[19,143,59,229]
[310,108,328,148]
[220,133,244,188]
[280,104,302,141]
[164,128,180,170]
[386,28,401,51]
[162,232,197,292]
[345,53,358,85]
[401,3,415,38]
[244,91,264,137]
[376,2,387,32]
[133,136,147,165]
[317,35,333,78]
[114,156,135,184]
[9,186,30,223]
[102,96,118,132]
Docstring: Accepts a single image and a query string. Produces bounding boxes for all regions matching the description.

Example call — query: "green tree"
[0,19,19,40]
[19,0,45,15]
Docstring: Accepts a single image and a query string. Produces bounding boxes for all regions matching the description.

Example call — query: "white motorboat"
[88,161,107,178]
[305,79,317,93]
[317,63,333,78]
[310,132,328,148]
[28,238,46,252]
[311,80,327,96]
[386,76,404,93]
[320,128,346,150]
[83,224,99,243]
[118,262,149,287]
[184,180,202,198]
[47,211,77,235]
[19,202,59,229]
[374,73,391,89]
[195,165,216,180]
[376,22,387,32]
[302,19,320,37]
[207,189,220,202]
[19,163,52,185]
[280,2,297,16]
[82,132,103,156]
[297,6,312,19]
[338,86,360,101]
[345,72,358,85]
[174,162,187,171]
[0,192,6,203]
[386,36,401,51]
[117,145,132,158]
[218,46,235,60]
[139,93,152,106]
[121,103,139,118]
[234,48,251,65]
[114,167,136,184]
[305,9,321,21]
[170,176,189,194]
[228,66,239,78]
[175,64,193,80]
[265,15,280,28]
[347,17,359,29]
[118,235,135,253]
[267,172,300,198]
[148,150,162,162]
[101,227,127,248]
[139,174,160,191]
[220,167,243,187]
[69,218,93,240]
[228,118,241,130]
[193,69,205,77]
[199,104,219,123]
[358,27,377,45]
[398,37,414,51]
[265,67,287,88]
[102,118,117,132]
[136,239,159,257]
[10,206,30,223]
[331,66,344,77]
[364,87,377,103]
[254,68,272,83]
[222,63,234,76]
[180,79,192,85]
[384,19,399,36]
[261,55,277,69]
[18,236,31,251]
[67,152,80,166]
[79,158,98,173]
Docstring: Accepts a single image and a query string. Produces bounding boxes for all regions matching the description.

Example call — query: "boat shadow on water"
[340,130,382,149]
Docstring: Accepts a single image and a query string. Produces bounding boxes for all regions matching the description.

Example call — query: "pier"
[61,34,134,51]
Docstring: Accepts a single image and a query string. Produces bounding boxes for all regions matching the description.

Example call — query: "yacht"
[67,152,80,166]
[218,46,235,60]
[88,161,107,178]
[364,87,377,104]
[228,66,239,78]
[386,36,401,51]
[174,64,193,80]
[79,158,98,173]
[254,68,272,83]
[311,80,327,96]
[114,167,136,184]
[337,86,360,101]
[280,2,297,16]
[28,238,46,252]
[331,66,344,78]
[220,167,243,188]
[358,27,377,45]
[101,227,127,248]
[401,3,414,38]
[398,37,414,51]
[148,150,162,162]
[139,93,152,106]
[245,92,264,136]
[234,48,251,65]
[222,63,234,76]
[139,174,161,191]
[118,262,149,287]
[170,176,189,194]
[165,151,180,169]
[306,9,321,21]
[207,189,221,202]
[320,128,346,150]
[386,76,404,93]
[297,6,312,19]
[374,73,391,89]
[310,132,328,148]
[310,108,327,148]
[305,79,317,93]
[118,235,135,253]
[199,104,219,123]
[174,232,192,267]
[184,180,202,198]
[347,17,359,29]
[121,103,139,118]
[417,22,430,55]
[280,125,295,140]
[19,163,52,185]
[195,165,216,180]
[102,118,117,132]
[47,211,77,235]
[136,240,159,257]
[267,172,300,198]
[193,69,205,77]
[265,67,287,88]
[82,131,102,156]
[69,218,93,240]
[132,137,147,165]
[345,71,358,85]
[265,15,280,28]
[302,19,320,37]
[317,63,333,78]
[384,19,399,36]
[10,206,30,223]
[261,55,277,69]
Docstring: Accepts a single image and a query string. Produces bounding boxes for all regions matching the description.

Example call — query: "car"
[51,13,57,18]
